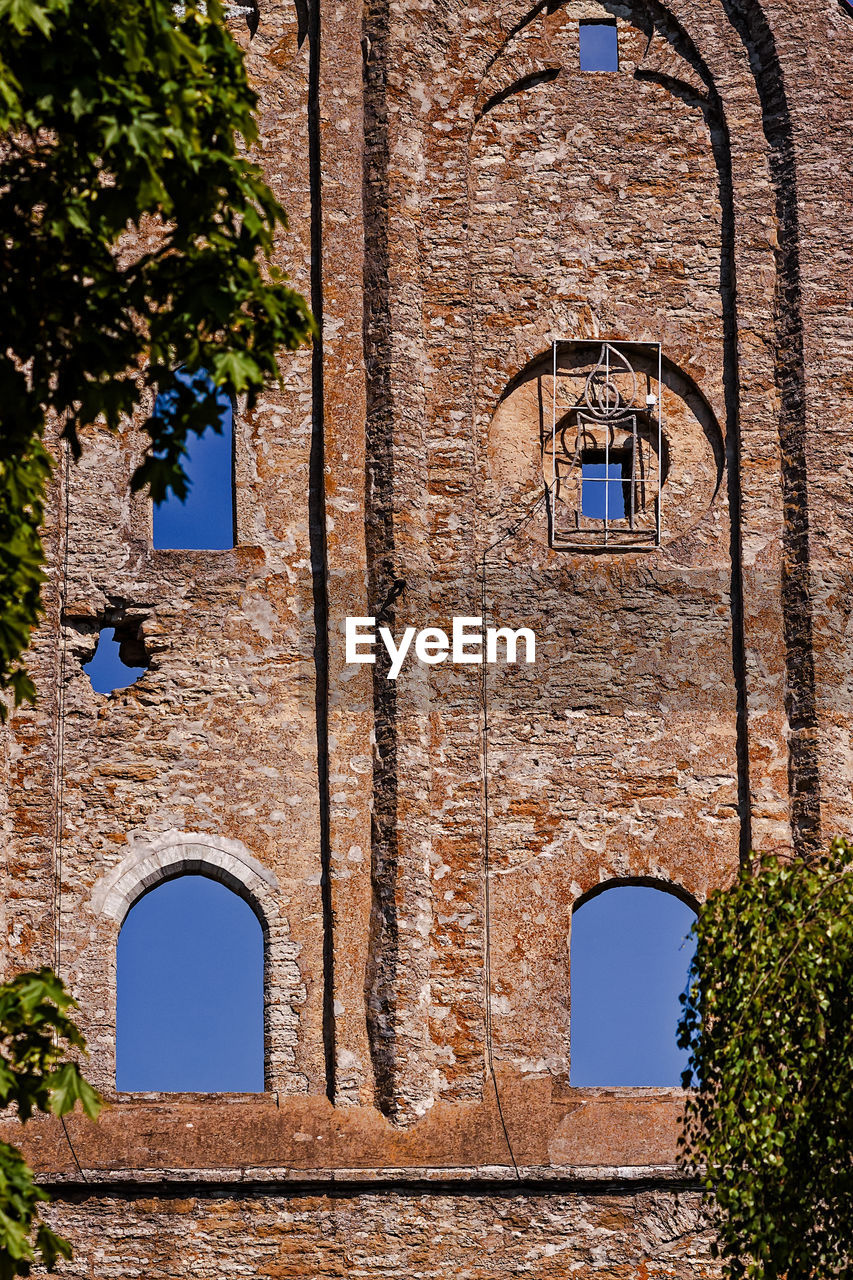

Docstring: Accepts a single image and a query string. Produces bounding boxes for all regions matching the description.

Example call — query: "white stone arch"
[89,830,307,1095]
[91,830,280,927]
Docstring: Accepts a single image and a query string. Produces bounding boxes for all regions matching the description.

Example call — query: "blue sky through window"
[153,372,235,550]
[116,875,264,1093]
[570,885,696,1086]
[581,460,626,519]
[579,22,619,72]
[121,372,695,1096]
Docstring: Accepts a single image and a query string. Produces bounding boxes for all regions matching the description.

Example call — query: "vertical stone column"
[317,0,376,1105]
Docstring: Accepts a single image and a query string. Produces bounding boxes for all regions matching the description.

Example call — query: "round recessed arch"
[498,340,724,474]
[486,342,725,549]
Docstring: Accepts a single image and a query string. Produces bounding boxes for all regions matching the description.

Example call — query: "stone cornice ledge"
[39,1164,698,1192]
[1,1081,691,1186]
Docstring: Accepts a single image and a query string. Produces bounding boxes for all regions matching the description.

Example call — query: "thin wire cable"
[59,1113,87,1182]
[52,440,71,977]
[478,494,545,1182]
[482,492,547,559]
[551,338,557,497]
[480,556,519,1180]
[51,440,89,1185]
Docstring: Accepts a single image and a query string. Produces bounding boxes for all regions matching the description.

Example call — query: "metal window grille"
[543,341,663,550]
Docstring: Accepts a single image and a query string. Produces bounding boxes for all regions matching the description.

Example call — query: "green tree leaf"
[0,969,101,1276]
[48,1062,101,1120]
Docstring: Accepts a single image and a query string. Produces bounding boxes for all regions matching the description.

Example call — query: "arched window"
[116,874,264,1092]
[152,369,235,550]
[570,883,696,1086]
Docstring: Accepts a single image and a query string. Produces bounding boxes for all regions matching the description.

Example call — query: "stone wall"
[40,1187,720,1279]
[1,0,852,1273]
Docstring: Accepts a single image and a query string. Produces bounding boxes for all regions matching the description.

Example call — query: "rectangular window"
[581,454,628,521]
[152,370,235,551]
[579,21,619,72]
[545,340,663,550]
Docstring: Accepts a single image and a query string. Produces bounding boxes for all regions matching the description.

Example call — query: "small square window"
[581,454,628,520]
[579,21,619,72]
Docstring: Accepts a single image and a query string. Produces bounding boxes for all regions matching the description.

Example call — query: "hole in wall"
[83,620,149,694]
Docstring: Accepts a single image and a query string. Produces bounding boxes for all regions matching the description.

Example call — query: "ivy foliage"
[0,0,314,713]
[679,838,853,1279]
[0,968,102,1277]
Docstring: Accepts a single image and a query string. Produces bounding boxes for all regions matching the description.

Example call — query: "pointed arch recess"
[360,0,813,1117]
[467,0,817,858]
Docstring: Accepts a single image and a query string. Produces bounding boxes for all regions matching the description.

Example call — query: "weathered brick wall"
[1,0,851,1273]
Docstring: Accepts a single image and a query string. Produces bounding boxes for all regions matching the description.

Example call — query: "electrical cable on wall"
[50,437,88,1185]
[52,439,71,979]
[479,492,546,1183]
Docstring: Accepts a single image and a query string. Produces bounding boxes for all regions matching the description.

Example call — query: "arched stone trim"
[572,875,701,915]
[89,831,307,1096]
[90,830,280,928]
